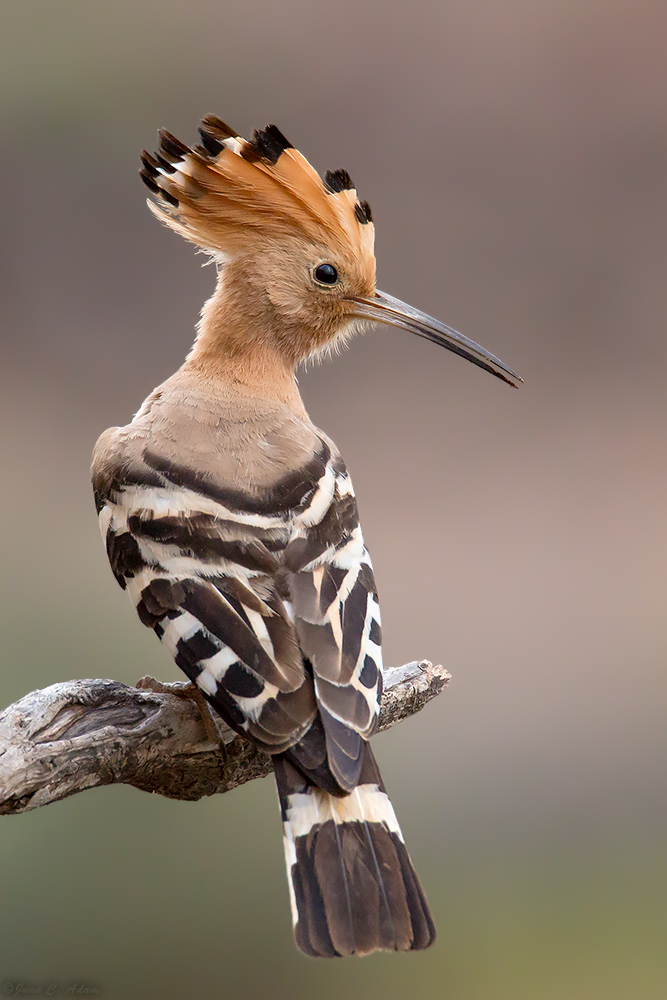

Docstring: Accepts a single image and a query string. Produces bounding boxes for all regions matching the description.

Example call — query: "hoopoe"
[92,115,521,958]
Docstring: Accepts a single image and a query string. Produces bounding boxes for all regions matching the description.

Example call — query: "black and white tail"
[274,745,436,957]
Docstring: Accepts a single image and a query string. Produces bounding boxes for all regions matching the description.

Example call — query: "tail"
[274,744,436,957]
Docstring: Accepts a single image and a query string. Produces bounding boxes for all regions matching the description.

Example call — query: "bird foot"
[136,675,225,748]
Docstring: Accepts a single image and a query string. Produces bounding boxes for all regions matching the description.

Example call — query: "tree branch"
[0,661,450,816]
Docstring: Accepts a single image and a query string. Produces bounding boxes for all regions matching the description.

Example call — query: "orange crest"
[140,116,374,267]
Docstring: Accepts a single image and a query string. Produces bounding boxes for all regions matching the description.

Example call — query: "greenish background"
[1,2,665,997]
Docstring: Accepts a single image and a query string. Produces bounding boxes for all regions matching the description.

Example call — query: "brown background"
[1,2,665,997]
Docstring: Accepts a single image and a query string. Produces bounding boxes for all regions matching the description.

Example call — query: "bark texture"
[0,662,449,816]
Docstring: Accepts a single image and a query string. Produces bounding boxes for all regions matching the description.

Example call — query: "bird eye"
[314,263,339,285]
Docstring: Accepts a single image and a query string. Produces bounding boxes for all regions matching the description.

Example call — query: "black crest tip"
[243,123,293,165]
[160,187,179,208]
[263,124,293,151]
[139,169,178,208]
[197,125,224,157]
[200,115,239,141]
[157,129,190,162]
[192,143,214,160]
[355,200,373,224]
[155,152,176,174]
[140,150,159,176]
[139,169,160,195]
[324,168,355,193]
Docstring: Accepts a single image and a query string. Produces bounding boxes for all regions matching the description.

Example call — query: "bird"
[91,115,521,958]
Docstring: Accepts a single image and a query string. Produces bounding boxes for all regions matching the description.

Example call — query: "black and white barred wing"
[94,448,319,754]
[284,455,383,791]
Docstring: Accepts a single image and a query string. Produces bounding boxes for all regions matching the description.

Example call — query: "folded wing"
[284,450,383,792]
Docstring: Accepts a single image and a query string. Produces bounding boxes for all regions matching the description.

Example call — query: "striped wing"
[94,444,321,753]
[285,454,383,791]
[94,435,383,784]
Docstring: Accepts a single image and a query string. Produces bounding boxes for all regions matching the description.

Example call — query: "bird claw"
[135,675,226,750]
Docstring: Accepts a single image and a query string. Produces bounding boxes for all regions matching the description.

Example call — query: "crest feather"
[140,116,374,259]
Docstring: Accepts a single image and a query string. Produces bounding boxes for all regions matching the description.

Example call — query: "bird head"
[141,116,520,385]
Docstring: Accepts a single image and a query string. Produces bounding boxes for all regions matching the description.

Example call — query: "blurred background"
[1,1,665,997]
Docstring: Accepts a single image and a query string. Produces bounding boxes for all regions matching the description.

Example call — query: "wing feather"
[94,440,320,753]
[286,456,383,791]
[94,426,382,790]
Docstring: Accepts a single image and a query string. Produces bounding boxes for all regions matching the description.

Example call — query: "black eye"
[314,263,338,285]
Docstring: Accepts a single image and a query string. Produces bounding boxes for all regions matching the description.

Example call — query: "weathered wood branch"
[0,661,449,816]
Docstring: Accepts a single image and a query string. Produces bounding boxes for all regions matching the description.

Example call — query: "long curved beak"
[348,290,522,387]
